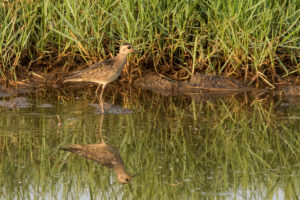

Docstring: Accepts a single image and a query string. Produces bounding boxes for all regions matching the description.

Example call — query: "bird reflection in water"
[60,115,134,184]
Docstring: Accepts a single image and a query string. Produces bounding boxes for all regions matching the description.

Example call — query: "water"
[0,88,300,200]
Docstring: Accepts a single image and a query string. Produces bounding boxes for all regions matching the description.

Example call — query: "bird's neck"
[116,53,128,60]
[115,53,128,67]
[113,164,127,174]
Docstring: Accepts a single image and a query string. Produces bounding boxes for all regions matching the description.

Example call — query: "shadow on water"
[0,86,300,199]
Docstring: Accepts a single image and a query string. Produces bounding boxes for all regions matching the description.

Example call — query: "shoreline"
[1,70,300,98]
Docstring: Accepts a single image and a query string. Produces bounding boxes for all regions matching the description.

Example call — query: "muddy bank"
[2,71,300,101]
[280,86,300,96]
[0,85,29,98]
[134,72,252,94]
[0,97,31,109]
[134,72,300,103]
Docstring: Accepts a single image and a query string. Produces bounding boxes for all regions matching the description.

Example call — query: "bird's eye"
[125,178,129,182]
[127,46,131,49]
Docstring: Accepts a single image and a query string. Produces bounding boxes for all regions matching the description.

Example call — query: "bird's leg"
[99,84,106,114]
[95,84,101,99]
[99,114,105,143]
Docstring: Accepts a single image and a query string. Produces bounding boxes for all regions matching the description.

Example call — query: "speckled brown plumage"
[60,143,132,184]
[63,43,137,85]
[63,57,125,85]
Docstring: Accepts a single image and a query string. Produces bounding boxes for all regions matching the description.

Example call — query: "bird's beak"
[133,49,139,53]
[130,173,139,178]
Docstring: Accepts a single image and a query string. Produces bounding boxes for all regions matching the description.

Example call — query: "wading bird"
[62,43,138,113]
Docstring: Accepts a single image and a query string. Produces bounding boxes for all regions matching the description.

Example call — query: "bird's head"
[117,173,133,184]
[119,43,138,55]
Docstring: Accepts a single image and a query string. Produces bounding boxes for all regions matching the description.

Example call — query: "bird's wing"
[64,58,115,79]
[106,145,125,167]
[81,144,117,168]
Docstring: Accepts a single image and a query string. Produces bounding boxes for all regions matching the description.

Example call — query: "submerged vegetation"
[0,0,299,85]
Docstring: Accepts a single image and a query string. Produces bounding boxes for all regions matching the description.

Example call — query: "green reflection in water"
[0,90,300,199]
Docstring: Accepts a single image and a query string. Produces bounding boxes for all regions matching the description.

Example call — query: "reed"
[0,0,299,84]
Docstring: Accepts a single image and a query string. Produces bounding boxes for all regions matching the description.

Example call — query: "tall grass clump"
[0,0,299,85]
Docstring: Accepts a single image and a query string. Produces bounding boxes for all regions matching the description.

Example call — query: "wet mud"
[134,72,300,103]
[280,86,300,96]
[0,85,29,98]
[0,97,31,109]
[134,72,252,94]
[1,72,300,106]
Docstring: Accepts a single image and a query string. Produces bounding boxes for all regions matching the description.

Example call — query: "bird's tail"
[60,144,83,153]
[57,69,83,84]
[58,75,77,84]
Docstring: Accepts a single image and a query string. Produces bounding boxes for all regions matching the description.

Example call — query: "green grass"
[0,90,300,199]
[0,0,299,85]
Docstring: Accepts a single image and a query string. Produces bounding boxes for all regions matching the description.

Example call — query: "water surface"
[0,88,300,199]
